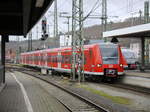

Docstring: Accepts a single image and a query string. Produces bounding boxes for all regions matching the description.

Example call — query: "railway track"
[7,65,150,96]
[107,83,150,96]
[87,81,150,96]
[8,65,150,96]
[7,65,150,112]
[8,67,109,112]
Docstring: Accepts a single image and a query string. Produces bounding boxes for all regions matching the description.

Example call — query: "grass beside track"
[77,84,131,105]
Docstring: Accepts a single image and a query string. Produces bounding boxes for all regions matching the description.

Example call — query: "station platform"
[123,70,150,89]
[0,71,69,112]
[125,70,150,78]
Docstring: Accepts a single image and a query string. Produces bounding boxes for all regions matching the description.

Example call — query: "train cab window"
[99,44,119,64]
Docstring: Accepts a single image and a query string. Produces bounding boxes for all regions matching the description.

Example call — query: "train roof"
[21,42,119,55]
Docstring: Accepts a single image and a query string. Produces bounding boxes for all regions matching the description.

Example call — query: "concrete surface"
[0,72,70,112]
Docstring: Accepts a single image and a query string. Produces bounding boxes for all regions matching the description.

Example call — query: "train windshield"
[100,45,119,64]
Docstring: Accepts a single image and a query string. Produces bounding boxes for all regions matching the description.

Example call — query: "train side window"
[50,56,51,62]
[48,55,51,62]
[57,55,61,63]
[37,56,39,61]
[43,55,47,61]
[65,56,67,63]
[89,49,93,58]
[64,56,66,63]
[66,56,70,63]
[32,56,33,61]
[69,55,72,64]
[61,56,64,63]
[84,56,86,64]
[52,56,54,63]
[54,56,56,63]
[56,55,58,63]
[38,56,40,61]
[41,55,43,61]
[64,55,67,64]
[50,56,52,62]
[36,56,38,61]
[51,56,53,62]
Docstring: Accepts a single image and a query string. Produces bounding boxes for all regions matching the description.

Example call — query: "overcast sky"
[10,0,149,41]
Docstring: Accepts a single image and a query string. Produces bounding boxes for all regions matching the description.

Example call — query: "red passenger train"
[20,43,127,80]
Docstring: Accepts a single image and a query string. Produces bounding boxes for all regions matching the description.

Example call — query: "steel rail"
[9,67,110,112]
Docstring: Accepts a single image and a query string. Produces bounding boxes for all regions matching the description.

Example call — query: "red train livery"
[20,43,127,80]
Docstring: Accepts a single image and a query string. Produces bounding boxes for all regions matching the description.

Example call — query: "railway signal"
[41,17,48,41]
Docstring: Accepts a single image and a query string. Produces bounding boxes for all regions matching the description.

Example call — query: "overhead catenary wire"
[108,0,144,17]
[83,0,102,21]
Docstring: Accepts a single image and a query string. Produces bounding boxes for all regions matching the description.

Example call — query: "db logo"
[109,64,113,68]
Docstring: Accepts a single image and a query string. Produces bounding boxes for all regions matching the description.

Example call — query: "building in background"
[130,43,140,58]
[60,35,72,47]
[6,49,16,63]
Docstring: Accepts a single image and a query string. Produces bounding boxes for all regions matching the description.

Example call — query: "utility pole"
[54,0,58,38]
[139,10,142,24]
[67,17,70,36]
[144,1,149,23]
[28,32,32,51]
[29,31,32,51]
[28,33,30,51]
[101,0,107,41]
[144,1,150,65]
[66,17,71,46]
[72,0,84,82]
[16,36,20,64]
[36,26,39,40]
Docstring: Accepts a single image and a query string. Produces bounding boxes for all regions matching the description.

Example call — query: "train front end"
[99,43,126,79]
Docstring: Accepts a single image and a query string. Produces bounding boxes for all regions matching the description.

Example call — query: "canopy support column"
[1,35,8,83]
[140,37,145,71]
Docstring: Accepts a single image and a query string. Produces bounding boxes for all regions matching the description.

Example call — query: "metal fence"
[0,66,4,85]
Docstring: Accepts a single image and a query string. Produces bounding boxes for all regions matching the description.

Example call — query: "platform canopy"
[103,23,150,38]
[0,0,54,36]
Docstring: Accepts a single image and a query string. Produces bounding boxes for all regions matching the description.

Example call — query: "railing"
[0,66,4,85]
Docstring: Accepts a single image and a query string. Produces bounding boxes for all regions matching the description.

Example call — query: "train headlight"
[120,64,123,67]
[97,64,102,67]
